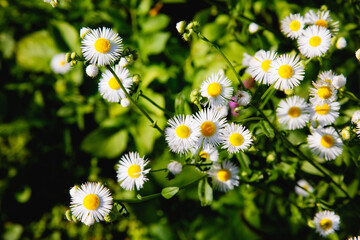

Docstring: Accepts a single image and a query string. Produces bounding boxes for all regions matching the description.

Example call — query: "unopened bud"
[167,161,183,175]
[176,21,187,34]
[121,98,131,108]
[119,57,129,67]
[284,88,295,95]
[70,52,76,60]
[70,60,77,66]
[190,89,199,97]
[249,22,259,34]
[332,74,346,89]
[234,106,242,113]
[86,64,99,78]
[69,185,79,197]
[341,127,351,140]
[320,5,328,11]
[65,53,71,63]
[266,152,276,162]
[336,37,347,49]
[187,21,200,32]
[65,210,73,222]
[132,74,141,85]
[355,48,360,62]
[182,32,191,41]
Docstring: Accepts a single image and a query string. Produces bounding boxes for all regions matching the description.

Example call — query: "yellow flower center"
[289,20,301,31]
[309,36,322,47]
[320,218,333,230]
[176,125,191,139]
[128,164,141,178]
[320,135,334,148]
[318,86,332,99]
[108,77,120,90]
[200,121,216,137]
[229,133,244,146]
[199,151,209,160]
[94,38,111,53]
[217,169,231,182]
[261,60,272,72]
[60,60,66,66]
[278,65,294,79]
[207,82,222,97]
[288,106,301,118]
[315,103,330,115]
[315,19,328,28]
[83,194,100,210]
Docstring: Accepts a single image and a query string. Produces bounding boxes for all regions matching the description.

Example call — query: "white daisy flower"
[313,210,340,237]
[268,54,305,91]
[116,152,151,191]
[348,237,360,240]
[50,53,71,74]
[318,70,336,84]
[304,9,339,35]
[309,80,337,107]
[70,182,113,226]
[81,27,123,66]
[220,123,253,153]
[276,96,310,130]
[310,101,340,126]
[332,74,346,89]
[167,161,183,175]
[211,105,229,118]
[280,13,305,39]
[297,25,332,58]
[208,161,240,192]
[336,37,347,49]
[231,90,251,107]
[165,115,200,154]
[307,127,343,160]
[200,72,233,107]
[295,179,314,197]
[193,108,227,148]
[248,50,278,85]
[69,185,79,198]
[191,145,219,162]
[80,27,91,39]
[98,64,133,103]
[352,110,360,124]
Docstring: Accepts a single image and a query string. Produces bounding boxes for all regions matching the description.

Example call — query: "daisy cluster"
[280,9,339,58]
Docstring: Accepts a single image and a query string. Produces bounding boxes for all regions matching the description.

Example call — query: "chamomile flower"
[248,50,278,85]
[98,64,133,103]
[309,80,337,107]
[70,182,113,226]
[165,115,200,154]
[295,179,314,197]
[209,161,240,192]
[81,27,123,66]
[50,53,71,74]
[280,13,305,39]
[313,210,340,237]
[276,96,310,130]
[200,72,233,107]
[220,123,253,153]
[191,145,219,162]
[310,101,340,126]
[193,108,227,147]
[268,54,305,90]
[116,152,151,191]
[304,9,339,35]
[318,70,336,84]
[297,25,332,58]
[307,127,343,160]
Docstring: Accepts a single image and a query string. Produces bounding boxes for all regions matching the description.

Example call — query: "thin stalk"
[139,92,173,117]
[259,83,276,109]
[106,66,164,135]
[196,32,246,89]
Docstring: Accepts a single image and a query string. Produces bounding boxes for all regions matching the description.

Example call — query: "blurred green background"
[1,0,360,239]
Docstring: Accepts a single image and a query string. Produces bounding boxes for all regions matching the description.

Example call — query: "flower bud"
[284,88,295,95]
[70,52,76,60]
[336,37,347,49]
[132,74,141,85]
[121,98,131,108]
[249,22,259,34]
[119,57,129,67]
[182,32,192,42]
[187,21,200,32]
[80,27,91,39]
[69,185,79,198]
[70,60,77,66]
[65,52,71,63]
[65,210,73,222]
[355,48,360,62]
[176,21,187,35]
[86,64,99,78]
[167,161,183,175]
[341,127,351,140]
[332,74,346,89]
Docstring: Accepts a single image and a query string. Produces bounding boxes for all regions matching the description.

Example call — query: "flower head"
[81,27,123,66]
[208,161,240,192]
[313,210,340,237]
[220,123,253,153]
[276,96,310,130]
[297,25,332,58]
[200,72,233,107]
[309,80,337,107]
[294,179,314,197]
[51,53,71,74]
[248,50,278,85]
[304,9,339,35]
[191,145,219,162]
[280,13,305,39]
[310,101,340,126]
[307,127,343,160]
[116,152,151,191]
[70,182,113,226]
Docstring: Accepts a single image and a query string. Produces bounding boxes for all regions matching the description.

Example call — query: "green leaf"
[16,30,58,72]
[81,128,128,158]
[140,14,170,33]
[161,187,179,199]
[260,120,275,138]
[51,20,80,51]
[198,177,213,206]
[138,32,170,57]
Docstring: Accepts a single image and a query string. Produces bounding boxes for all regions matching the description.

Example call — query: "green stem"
[196,32,246,89]
[343,90,360,104]
[235,117,264,123]
[252,104,352,200]
[259,83,276,109]
[150,168,168,173]
[139,92,173,117]
[106,66,164,135]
